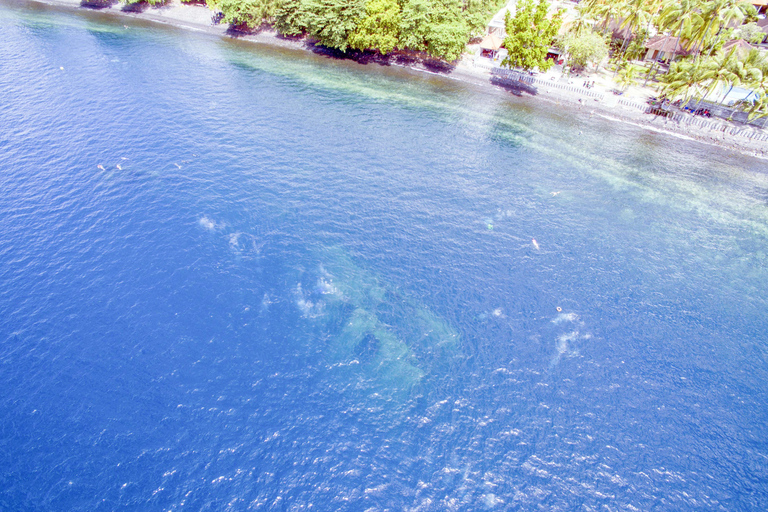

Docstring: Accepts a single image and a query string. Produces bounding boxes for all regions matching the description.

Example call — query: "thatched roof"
[644,35,691,55]
[480,33,504,51]
[723,38,755,56]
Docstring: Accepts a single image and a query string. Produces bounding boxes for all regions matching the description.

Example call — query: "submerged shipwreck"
[290,247,461,394]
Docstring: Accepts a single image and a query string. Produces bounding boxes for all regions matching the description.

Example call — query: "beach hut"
[757,17,768,42]
[480,33,505,59]
[722,39,755,57]
[644,35,692,63]
[487,0,515,37]
[750,0,767,15]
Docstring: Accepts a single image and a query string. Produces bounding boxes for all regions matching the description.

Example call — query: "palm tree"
[720,48,766,103]
[694,48,739,106]
[618,0,653,55]
[616,63,641,90]
[692,0,753,57]
[746,56,768,99]
[657,0,703,60]
[567,5,596,37]
[743,53,768,119]
[578,0,608,19]
[659,59,711,102]
[594,0,629,34]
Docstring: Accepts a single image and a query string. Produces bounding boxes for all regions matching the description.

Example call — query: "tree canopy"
[559,31,608,70]
[501,0,563,72]
[568,0,768,119]
[207,0,504,60]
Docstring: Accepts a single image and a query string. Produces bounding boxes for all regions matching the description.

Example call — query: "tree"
[425,0,471,61]
[213,0,276,28]
[658,59,711,101]
[747,90,768,120]
[700,47,739,103]
[615,63,640,90]
[692,0,755,56]
[625,29,649,61]
[718,47,764,103]
[566,5,595,37]
[559,31,608,70]
[274,0,309,36]
[657,0,702,60]
[302,0,366,51]
[398,0,470,61]
[616,0,659,58]
[463,0,509,35]
[348,0,402,54]
[123,0,167,6]
[593,0,627,33]
[501,0,563,72]
[735,22,766,44]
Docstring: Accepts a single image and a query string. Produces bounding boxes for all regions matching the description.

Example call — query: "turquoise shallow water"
[1,2,768,510]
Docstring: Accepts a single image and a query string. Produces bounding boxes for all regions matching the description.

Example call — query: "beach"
[10,0,768,159]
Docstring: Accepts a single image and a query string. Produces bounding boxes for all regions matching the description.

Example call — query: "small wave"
[198,216,216,231]
[552,312,578,324]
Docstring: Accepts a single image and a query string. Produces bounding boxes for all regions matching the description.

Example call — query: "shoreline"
[7,0,768,160]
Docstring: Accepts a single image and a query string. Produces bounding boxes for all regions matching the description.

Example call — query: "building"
[644,35,693,62]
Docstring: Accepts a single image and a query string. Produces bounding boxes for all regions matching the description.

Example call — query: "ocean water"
[1,3,768,510]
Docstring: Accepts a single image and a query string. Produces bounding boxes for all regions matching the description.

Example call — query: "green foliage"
[559,30,608,69]
[463,0,507,35]
[122,0,167,6]
[743,2,758,23]
[302,0,366,51]
[747,90,768,120]
[735,22,766,44]
[348,0,401,54]
[399,0,470,61]
[624,29,648,61]
[208,0,502,59]
[423,1,470,61]
[274,0,308,35]
[658,59,711,101]
[213,0,276,27]
[659,47,767,108]
[398,0,430,52]
[502,0,563,72]
[615,63,640,90]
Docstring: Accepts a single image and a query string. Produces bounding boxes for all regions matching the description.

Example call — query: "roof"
[723,38,754,56]
[644,35,691,55]
[480,33,504,51]
[750,0,767,6]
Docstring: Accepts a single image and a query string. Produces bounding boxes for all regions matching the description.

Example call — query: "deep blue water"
[2,3,768,510]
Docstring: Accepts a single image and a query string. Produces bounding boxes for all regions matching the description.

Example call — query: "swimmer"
[550,191,561,196]
[174,163,182,169]
[116,164,122,170]
[97,164,104,170]
[532,239,540,250]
